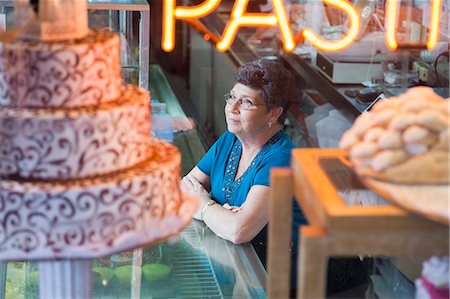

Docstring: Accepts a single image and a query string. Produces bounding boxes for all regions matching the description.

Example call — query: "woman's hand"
[180,175,209,197]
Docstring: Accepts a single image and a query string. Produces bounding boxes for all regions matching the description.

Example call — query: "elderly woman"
[181,58,301,247]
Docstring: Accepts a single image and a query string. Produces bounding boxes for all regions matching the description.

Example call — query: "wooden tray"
[362,178,450,225]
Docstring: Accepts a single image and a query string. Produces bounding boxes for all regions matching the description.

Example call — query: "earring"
[268,121,272,128]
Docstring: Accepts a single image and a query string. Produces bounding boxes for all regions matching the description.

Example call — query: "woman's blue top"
[197,130,293,206]
[197,129,307,289]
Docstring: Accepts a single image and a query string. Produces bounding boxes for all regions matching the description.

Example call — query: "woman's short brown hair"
[234,59,297,125]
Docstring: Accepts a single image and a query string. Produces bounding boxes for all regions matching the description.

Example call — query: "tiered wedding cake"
[0,0,195,261]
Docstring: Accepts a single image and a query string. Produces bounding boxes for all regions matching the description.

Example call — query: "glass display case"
[1,221,266,299]
[0,0,150,88]
[88,0,149,88]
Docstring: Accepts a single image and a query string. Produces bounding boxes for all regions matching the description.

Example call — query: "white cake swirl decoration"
[0,85,152,180]
[0,30,122,108]
[0,141,196,260]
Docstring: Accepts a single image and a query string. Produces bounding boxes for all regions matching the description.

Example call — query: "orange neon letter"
[162,0,221,52]
[386,0,441,50]
[217,0,294,52]
[302,0,359,51]
[385,0,398,49]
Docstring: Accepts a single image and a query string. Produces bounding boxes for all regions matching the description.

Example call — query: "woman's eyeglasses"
[224,93,265,110]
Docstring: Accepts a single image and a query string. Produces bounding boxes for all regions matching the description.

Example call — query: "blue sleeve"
[253,152,291,186]
[197,132,229,176]
[197,142,216,176]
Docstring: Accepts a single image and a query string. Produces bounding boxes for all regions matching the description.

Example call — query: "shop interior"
[0,0,448,298]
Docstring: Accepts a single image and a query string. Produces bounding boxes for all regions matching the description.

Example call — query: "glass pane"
[319,157,390,206]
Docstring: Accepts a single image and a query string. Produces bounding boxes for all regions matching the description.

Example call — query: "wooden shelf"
[267,149,449,299]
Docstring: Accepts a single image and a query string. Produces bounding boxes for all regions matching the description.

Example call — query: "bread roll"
[339,87,449,184]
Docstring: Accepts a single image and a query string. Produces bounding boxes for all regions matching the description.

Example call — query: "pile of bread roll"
[340,87,449,184]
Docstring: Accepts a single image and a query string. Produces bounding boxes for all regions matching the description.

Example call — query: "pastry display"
[340,87,449,184]
[0,0,196,260]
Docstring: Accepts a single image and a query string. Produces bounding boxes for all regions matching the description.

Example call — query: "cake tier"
[0,30,121,108]
[18,0,88,42]
[0,141,197,260]
[0,85,152,180]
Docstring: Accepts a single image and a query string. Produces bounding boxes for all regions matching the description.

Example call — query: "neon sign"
[301,0,359,52]
[216,0,294,52]
[163,0,222,52]
[386,0,441,50]
[162,0,443,53]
